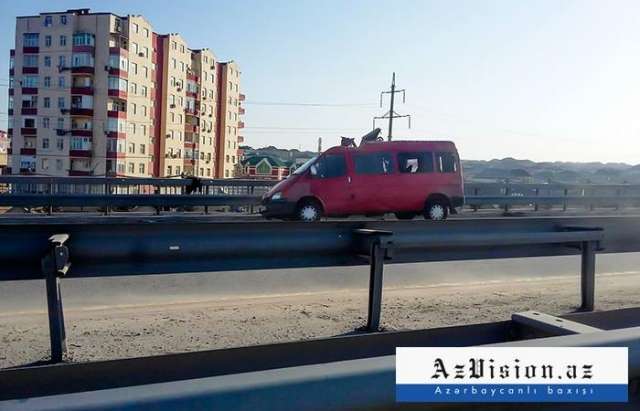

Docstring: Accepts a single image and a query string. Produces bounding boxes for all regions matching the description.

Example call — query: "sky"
[1,0,639,163]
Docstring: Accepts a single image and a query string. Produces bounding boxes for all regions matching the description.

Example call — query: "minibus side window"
[312,154,347,179]
[398,152,434,173]
[354,153,394,175]
[436,152,457,173]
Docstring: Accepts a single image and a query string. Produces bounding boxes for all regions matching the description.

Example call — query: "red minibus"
[261,140,464,221]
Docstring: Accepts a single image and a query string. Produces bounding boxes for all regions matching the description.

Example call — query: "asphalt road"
[2,253,639,314]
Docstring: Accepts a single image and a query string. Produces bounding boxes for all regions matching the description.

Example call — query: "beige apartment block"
[216,61,244,178]
[8,8,244,178]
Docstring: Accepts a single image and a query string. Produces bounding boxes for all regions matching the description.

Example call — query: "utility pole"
[373,72,411,141]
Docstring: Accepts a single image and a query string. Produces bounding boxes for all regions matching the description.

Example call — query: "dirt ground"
[1,271,639,369]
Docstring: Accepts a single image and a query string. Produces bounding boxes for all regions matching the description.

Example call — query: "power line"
[244,100,376,107]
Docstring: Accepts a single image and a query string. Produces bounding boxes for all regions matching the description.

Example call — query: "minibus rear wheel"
[297,199,323,222]
[424,200,449,221]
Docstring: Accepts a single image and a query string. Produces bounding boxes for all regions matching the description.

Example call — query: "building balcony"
[22,87,38,95]
[106,151,127,159]
[107,110,127,119]
[239,106,245,115]
[238,121,245,129]
[185,124,199,133]
[6,148,11,155]
[21,107,37,115]
[71,129,93,137]
[109,47,129,57]
[72,45,95,53]
[9,68,14,76]
[106,131,126,139]
[21,128,37,136]
[69,170,92,176]
[106,66,128,78]
[71,66,95,75]
[7,128,12,136]
[184,107,199,116]
[23,47,39,54]
[70,107,94,116]
[108,89,128,99]
[8,88,14,96]
[238,135,245,143]
[22,67,38,74]
[239,93,246,101]
[186,91,198,99]
[71,86,94,95]
[69,149,92,158]
[20,148,36,155]
[7,109,13,116]
[187,72,198,82]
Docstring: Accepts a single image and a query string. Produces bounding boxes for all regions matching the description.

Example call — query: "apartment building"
[7,8,244,178]
[216,61,245,178]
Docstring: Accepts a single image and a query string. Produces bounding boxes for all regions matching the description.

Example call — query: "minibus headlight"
[271,192,283,200]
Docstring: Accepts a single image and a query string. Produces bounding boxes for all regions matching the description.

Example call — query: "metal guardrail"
[1,176,640,213]
[1,216,639,364]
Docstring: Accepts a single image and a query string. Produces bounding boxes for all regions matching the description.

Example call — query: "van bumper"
[451,196,465,209]
[261,199,297,218]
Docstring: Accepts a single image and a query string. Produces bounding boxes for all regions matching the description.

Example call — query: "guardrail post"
[616,189,621,211]
[354,229,393,332]
[41,234,71,363]
[504,182,511,214]
[367,241,385,331]
[563,188,568,212]
[472,188,478,212]
[580,240,596,311]
[534,188,539,212]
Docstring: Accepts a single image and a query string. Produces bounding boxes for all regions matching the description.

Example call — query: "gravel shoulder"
[1,271,639,369]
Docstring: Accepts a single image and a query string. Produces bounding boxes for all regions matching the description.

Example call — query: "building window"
[59,55,66,68]
[143,28,149,38]
[57,118,64,129]
[130,62,137,75]
[42,158,49,170]
[167,166,172,175]
[44,56,51,67]
[141,85,147,97]
[22,75,38,87]
[130,82,137,94]
[56,159,63,170]
[132,23,139,33]
[131,103,137,114]
[44,16,53,27]
[128,142,135,153]
[60,35,67,46]
[72,33,95,46]
[57,97,65,108]
[226,155,230,162]
[60,15,67,25]
[117,163,125,173]
[23,33,39,47]
[128,163,134,173]
[43,97,50,107]
[140,144,146,154]
[45,36,52,47]
[44,77,51,88]
[225,170,229,177]
[42,117,50,128]
[139,163,145,174]
[141,124,146,136]
[42,138,49,149]
[72,53,94,67]
[24,55,38,67]
[172,58,176,69]
[58,76,65,88]
[57,138,64,150]
[143,66,148,78]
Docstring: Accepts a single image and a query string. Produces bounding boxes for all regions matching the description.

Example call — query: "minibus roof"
[324,140,457,153]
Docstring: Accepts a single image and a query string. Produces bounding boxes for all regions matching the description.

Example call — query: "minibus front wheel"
[297,199,323,222]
